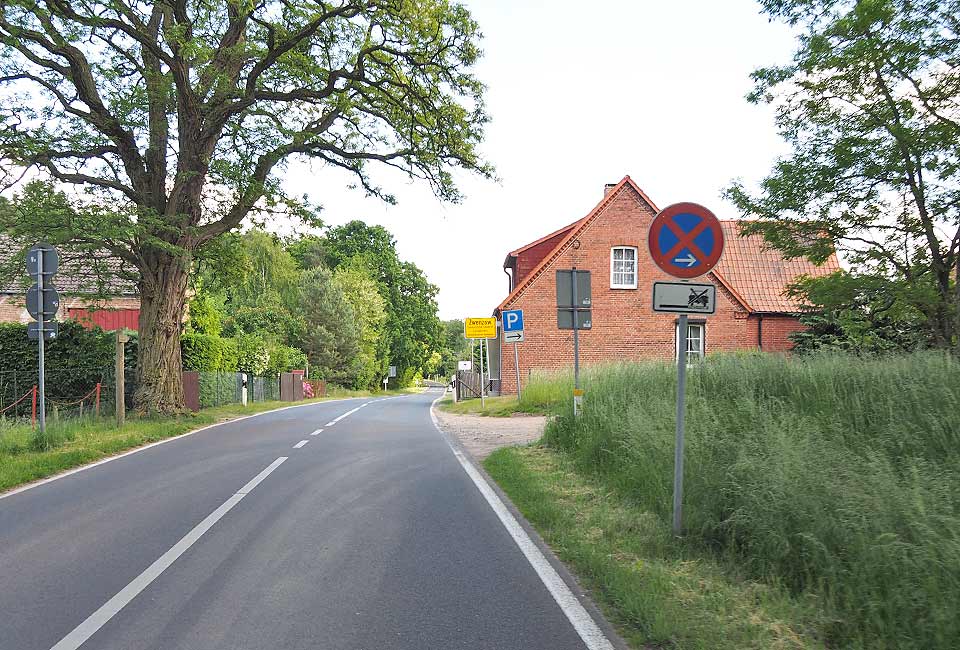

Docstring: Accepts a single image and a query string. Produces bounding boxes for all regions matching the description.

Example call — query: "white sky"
[283,0,799,320]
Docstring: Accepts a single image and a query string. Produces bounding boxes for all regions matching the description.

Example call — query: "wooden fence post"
[116,331,128,427]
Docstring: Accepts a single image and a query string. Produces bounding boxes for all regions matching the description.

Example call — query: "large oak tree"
[0,0,490,412]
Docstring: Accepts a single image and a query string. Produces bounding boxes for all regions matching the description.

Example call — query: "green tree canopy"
[322,221,442,382]
[332,265,388,389]
[0,0,491,412]
[725,0,960,351]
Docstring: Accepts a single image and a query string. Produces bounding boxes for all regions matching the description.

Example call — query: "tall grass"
[539,352,960,649]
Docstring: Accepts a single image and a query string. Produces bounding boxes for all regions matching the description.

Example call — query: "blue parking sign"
[502,309,524,332]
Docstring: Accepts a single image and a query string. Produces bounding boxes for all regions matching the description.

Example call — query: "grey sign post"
[557,270,591,416]
[648,202,726,536]
[26,243,60,434]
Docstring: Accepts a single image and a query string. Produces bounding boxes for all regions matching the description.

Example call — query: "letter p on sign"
[502,309,524,333]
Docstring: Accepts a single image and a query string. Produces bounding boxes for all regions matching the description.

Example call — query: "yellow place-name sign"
[464,317,497,339]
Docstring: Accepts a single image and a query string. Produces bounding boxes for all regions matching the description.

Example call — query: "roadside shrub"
[181,333,238,372]
[235,333,269,375]
[265,343,307,375]
[541,352,960,649]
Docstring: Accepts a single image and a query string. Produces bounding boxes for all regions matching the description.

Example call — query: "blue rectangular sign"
[502,309,524,332]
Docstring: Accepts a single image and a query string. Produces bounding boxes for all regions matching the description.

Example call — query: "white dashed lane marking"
[293,440,309,449]
[49,457,289,650]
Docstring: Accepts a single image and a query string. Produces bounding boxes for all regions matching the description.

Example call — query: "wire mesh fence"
[196,372,280,409]
[0,367,281,428]
[0,366,123,423]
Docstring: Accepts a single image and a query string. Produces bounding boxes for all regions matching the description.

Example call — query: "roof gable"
[497,175,658,311]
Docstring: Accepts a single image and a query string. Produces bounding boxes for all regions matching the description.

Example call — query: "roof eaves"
[711,269,754,312]
[507,221,580,257]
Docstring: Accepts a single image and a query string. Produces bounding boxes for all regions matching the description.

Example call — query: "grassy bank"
[438,370,570,416]
[485,445,826,649]
[0,389,405,493]
[527,352,960,649]
[438,394,549,416]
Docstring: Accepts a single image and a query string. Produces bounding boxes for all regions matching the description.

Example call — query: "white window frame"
[610,246,638,289]
[676,321,706,364]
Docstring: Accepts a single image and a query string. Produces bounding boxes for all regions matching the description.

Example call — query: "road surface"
[0,389,617,650]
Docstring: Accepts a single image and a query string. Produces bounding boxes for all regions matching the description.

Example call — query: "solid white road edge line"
[293,440,309,449]
[0,397,365,502]
[429,394,615,650]
[48,456,289,650]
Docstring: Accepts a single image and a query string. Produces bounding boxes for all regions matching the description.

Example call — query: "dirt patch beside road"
[433,407,546,461]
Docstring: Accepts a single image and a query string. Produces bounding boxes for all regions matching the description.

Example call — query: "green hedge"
[0,321,120,410]
[181,333,238,372]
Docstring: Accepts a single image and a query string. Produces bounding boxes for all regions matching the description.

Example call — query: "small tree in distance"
[0,0,491,412]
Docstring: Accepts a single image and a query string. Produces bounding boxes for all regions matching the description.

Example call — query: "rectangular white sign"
[458,360,472,371]
[503,330,524,343]
[652,281,717,314]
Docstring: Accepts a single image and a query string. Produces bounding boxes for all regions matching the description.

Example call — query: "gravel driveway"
[432,406,547,461]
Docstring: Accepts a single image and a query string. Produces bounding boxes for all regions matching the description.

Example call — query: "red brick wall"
[757,314,803,352]
[497,185,802,395]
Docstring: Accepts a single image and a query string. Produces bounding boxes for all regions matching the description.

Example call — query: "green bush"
[0,320,117,408]
[266,344,307,375]
[540,353,960,650]
[235,333,269,375]
[181,333,238,372]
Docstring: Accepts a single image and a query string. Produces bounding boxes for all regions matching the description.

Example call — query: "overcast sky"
[282,0,799,320]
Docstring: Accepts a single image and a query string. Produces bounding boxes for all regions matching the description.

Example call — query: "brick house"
[489,176,840,395]
[0,238,140,331]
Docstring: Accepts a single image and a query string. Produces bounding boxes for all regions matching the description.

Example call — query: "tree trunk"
[134,251,190,414]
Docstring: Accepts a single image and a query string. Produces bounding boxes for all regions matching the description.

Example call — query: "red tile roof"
[0,235,138,296]
[497,176,841,315]
[715,222,840,313]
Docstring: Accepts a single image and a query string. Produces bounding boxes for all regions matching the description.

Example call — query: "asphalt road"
[0,389,616,650]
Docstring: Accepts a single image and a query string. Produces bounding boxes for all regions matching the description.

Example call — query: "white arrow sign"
[504,330,524,343]
[674,253,698,267]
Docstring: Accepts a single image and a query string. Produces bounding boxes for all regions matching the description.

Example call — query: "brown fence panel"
[183,371,200,412]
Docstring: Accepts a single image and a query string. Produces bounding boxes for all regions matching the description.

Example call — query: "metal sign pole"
[572,269,581,415]
[479,337,486,408]
[37,248,46,434]
[514,341,521,402]
[673,313,688,535]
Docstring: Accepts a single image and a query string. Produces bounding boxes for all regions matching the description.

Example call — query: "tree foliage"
[299,266,361,384]
[788,270,934,354]
[726,0,960,351]
[0,0,491,411]
[333,265,387,389]
[322,220,442,382]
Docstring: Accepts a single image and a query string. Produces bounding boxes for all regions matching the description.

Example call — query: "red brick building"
[490,176,840,395]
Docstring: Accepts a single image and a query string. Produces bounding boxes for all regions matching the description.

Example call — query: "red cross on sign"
[648,202,725,279]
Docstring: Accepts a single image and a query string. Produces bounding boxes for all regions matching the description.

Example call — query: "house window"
[610,246,638,289]
[676,322,705,364]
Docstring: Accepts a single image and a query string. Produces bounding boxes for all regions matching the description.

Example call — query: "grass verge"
[537,352,960,649]
[0,389,401,494]
[484,444,827,650]
[437,394,548,416]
